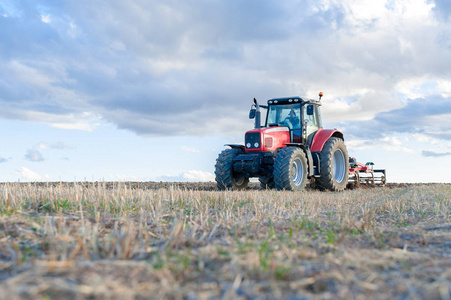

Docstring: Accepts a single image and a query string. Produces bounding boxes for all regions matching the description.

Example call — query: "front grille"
[245,132,261,149]
[264,137,273,148]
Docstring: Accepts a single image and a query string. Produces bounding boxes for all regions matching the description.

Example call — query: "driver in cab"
[285,109,300,129]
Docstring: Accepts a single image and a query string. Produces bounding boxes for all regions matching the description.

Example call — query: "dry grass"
[0,182,450,299]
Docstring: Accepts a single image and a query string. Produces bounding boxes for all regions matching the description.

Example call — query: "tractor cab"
[247,96,323,151]
[263,97,322,147]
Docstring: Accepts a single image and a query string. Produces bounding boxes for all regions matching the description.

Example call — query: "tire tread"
[316,137,349,191]
[274,147,307,191]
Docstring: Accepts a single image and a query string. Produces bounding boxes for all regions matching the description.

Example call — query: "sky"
[0,0,450,183]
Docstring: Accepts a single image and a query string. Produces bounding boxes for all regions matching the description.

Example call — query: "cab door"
[303,104,321,146]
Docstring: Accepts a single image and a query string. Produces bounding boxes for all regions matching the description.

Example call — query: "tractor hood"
[244,127,291,152]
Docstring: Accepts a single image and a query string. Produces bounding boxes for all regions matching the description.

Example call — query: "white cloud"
[344,0,388,23]
[346,136,413,153]
[380,136,414,153]
[395,75,451,100]
[156,170,215,182]
[50,121,100,132]
[345,139,374,151]
[41,14,51,23]
[411,133,439,144]
[3,110,102,132]
[182,170,215,182]
[436,79,451,98]
[17,167,45,181]
[181,146,200,153]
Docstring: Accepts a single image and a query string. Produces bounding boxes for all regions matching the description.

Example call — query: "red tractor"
[215,93,350,191]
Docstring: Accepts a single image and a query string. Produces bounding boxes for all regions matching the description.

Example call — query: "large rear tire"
[215,148,249,190]
[274,147,308,191]
[317,137,349,191]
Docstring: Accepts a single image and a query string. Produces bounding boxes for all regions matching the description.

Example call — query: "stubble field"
[0,182,450,299]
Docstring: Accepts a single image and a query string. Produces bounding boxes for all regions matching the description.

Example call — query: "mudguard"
[310,128,344,152]
[284,143,314,176]
[225,144,245,151]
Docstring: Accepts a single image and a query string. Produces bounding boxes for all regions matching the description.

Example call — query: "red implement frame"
[348,157,386,187]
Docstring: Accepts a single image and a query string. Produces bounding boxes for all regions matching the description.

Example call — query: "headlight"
[246,143,251,148]
[254,142,259,148]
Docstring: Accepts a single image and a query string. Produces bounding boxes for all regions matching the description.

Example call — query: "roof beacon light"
[319,92,323,101]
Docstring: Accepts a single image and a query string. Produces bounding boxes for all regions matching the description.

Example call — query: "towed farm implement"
[348,158,386,187]
[215,93,386,191]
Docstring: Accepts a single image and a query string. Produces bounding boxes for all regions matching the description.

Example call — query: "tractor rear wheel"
[274,147,308,191]
[317,137,349,191]
[215,148,249,190]
[259,176,275,189]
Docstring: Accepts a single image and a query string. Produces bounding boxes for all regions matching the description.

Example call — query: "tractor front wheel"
[274,147,308,191]
[215,148,249,190]
[317,137,349,191]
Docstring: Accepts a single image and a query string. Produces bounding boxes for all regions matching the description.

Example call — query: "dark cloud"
[336,96,451,141]
[1,1,451,138]
[0,0,301,135]
[422,150,451,157]
[375,96,451,132]
[337,95,451,141]
[0,157,7,163]
[192,0,291,42]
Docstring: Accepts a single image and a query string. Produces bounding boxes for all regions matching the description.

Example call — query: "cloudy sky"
[0,0,450,183]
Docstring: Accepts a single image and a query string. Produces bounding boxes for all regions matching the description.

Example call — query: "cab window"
[303,105,320,143]
[266,104,301,129]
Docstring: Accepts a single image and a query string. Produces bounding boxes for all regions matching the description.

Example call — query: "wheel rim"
[233,173,245,186]
[333,149,345,183]
[291,157,304,186]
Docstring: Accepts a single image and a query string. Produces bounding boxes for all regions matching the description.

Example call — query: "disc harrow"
[348,157,386,187]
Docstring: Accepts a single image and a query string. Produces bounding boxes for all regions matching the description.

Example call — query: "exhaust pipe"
[249,98,261,129]
[254,98,261,129]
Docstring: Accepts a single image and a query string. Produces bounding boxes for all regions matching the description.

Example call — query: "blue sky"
[0,0,450,183]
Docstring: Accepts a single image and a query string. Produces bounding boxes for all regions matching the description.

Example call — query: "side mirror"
[306,105,314,115]
[249,108,256,119]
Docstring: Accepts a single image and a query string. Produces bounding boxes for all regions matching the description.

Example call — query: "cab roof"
[267,96,321,106]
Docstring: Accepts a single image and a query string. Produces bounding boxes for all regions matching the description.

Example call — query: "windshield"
[266,103,302,129]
